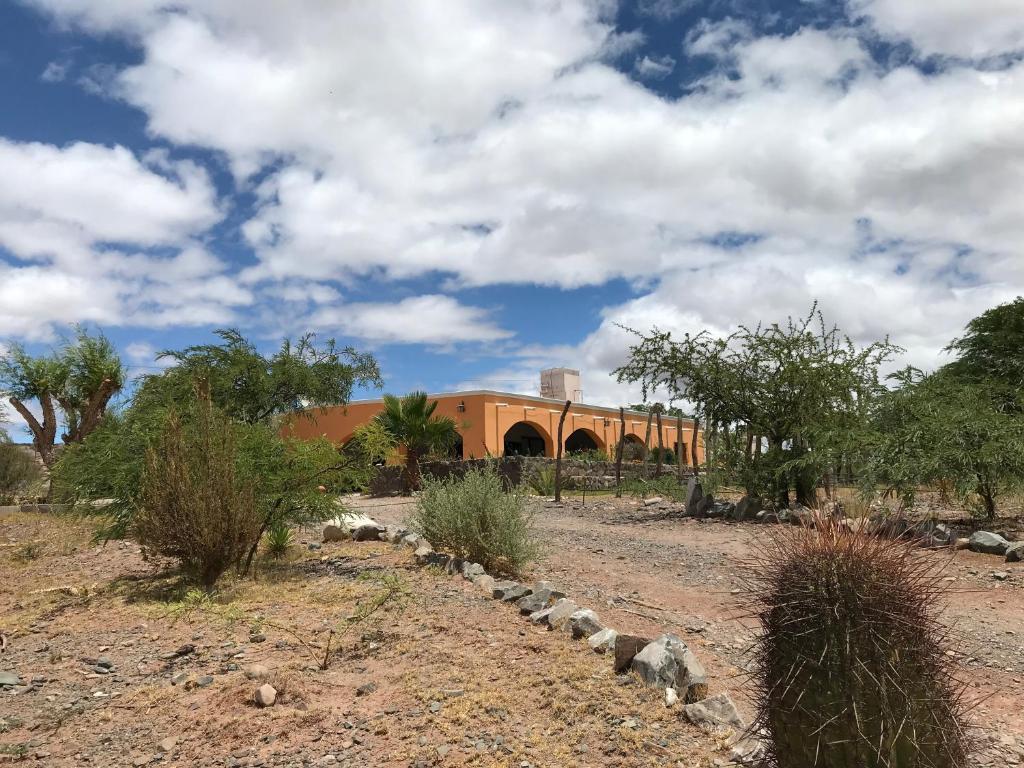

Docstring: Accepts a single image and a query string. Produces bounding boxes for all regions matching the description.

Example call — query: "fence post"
[554,400,572,503]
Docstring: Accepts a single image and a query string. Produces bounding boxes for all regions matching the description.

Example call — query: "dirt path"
[355,494,1024,765]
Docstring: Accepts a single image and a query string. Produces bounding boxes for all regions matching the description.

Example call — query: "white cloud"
[637,0,699,19]
[851,0,1024,59]
[635,54,676,80]
[40,61,67,82]
[17,1,1024,396]
[308,295,513,346]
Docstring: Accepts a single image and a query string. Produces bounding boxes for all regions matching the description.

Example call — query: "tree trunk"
[614,407,625,498]
[554,400,571,503]
[690,416,700,477]
[10,395,57,468]
[677,414,685,483]
[654,409,664,478]
[64,378,119,443]
[642,410,654,478]
[745,426,754,460]
[405,448,421,495]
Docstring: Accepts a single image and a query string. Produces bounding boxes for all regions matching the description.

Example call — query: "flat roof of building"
[313,389,695,425]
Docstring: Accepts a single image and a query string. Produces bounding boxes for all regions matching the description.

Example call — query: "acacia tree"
[943,296,1024,394]
[615,306,899,507]
[0,327,124,469]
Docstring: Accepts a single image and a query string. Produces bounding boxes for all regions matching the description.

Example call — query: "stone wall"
[368,456,692,496]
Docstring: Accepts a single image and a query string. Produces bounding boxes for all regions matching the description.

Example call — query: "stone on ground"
[473,574,495,594]
[0,671,20,686]
[730,737,767,765]
[254,683,277,707]
[491,581,531,601]
[969,531,1011,556]
[568,609,603,639]
[244,664,270,681]
[1006,543,1024,562]
[665,687,679,708]
[631,633,708,702]
[461,562,485,579]
[530,598,578,629]
[323,514,385,542]
[517,582,564,615]
[587,628,618,654]
[733,496,761,521]
[683,692,745,732]
[612,634,651,674]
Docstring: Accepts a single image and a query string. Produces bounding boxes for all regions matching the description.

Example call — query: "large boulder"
[684,478,710,517]
[733,496,762,521]
[1006,543,1024,563]
[682,692,744,732]
[567,609,603,639]
[631,634,708,703]
[969,531,1011,556]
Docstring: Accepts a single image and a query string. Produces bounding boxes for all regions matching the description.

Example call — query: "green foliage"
[411,465,538,574]
[526,465,556,496]
[622,474,687,502]
[375,392,458,492]
[265,521,295,559]
[567,448,610,462]
[150,328,382,425]
[616,305,900,506]
[0,326,124,467]
[943,295,1024,393]
[747,517,968,767]
[13,541,44,562]
[629,402,689,418]
[332,420,398,492]
[135,398,262,590]
[867,369,1024,518]
[0,439,41,504]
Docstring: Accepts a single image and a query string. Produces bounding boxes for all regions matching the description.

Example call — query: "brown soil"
[2,496,1021,767]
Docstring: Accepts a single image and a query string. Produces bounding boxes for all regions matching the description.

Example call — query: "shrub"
[744,514,969,768]
[411,465,538,574]
[134,401,262,590]
[526,466,556,496]
[0,441,41,504]
[265,521,294,559]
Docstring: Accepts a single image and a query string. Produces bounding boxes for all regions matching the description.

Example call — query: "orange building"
[286,389,704,464]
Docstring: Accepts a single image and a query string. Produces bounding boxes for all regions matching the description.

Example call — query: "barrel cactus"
[744,513,969,767]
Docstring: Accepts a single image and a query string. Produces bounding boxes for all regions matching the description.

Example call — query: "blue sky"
[2,0,1023,436]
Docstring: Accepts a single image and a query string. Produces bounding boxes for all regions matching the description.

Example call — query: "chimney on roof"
[540,368,582,402]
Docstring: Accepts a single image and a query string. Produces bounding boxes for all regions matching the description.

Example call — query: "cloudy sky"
[1,0,1023,434]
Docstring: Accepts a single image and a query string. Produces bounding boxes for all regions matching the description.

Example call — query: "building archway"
[565,427,605,455]
[503,421,550,457]
[621,433,645,462]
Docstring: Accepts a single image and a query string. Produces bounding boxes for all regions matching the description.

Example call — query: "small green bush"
[135,401,262,590]
[0,441,41,504]
[526,466,556,496]
[265,521,294,559]
[411,465,538,574]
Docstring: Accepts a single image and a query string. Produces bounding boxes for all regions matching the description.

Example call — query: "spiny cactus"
[743,513,970,768]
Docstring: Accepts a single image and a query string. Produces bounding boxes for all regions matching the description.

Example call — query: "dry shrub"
[743,513,970,768]
[0,442,41,504]
[134,400,261,590]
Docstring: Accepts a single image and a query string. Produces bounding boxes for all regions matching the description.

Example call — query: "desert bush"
[744,514,969,768]
[265,521,294,559]
[623,474,687,502]
[411,465,538,574]
[0,440,41,504]
[527,466,556,496]
[134,400,262,590]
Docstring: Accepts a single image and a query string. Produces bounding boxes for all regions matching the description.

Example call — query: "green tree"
[868,368,1024,518]
[148,329,382,425]
[628,402,689,418]
[943,296,1024,394]
[0,327,124,470]
[374,392,457,493]
[616,306,900,506]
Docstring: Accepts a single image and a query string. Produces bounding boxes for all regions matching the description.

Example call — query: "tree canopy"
[375,392,458,493]
[0,326,124,468]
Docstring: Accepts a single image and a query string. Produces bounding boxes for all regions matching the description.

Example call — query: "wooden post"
[614,407,626,498]
[654,408,664,478]
[554,400,571,503]
[642,410,654,478]
[690,416,700,477]
[677,414,685,483]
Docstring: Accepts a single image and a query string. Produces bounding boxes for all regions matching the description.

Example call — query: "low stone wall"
[368,456,692,496]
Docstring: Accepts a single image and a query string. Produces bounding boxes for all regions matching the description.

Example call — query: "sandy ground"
[355,493,1024,767]
[2,497,1022,766]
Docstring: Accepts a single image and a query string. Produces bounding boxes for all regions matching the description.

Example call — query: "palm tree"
[375,392,458,493]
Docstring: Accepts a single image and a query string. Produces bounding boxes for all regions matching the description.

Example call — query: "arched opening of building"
[622,433,645,462]
[504,422,548,457]
[448,433,464,460]
[565,428,602,455]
